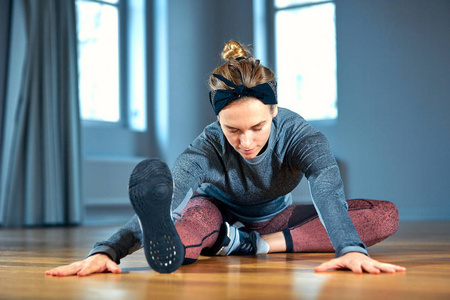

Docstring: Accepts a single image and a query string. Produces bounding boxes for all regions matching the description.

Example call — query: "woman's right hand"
[45,253,122,277]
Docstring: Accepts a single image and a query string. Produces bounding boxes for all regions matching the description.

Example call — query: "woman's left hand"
[314,252,406,274]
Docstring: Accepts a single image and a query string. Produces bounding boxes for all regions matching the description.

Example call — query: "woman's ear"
[271,105,278,118]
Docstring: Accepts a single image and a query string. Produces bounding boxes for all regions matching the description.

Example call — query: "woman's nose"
[240,132,252,148]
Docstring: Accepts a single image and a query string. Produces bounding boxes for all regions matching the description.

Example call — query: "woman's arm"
[87,214,143,264]
[290,128,405,273]
[292,130,367,257]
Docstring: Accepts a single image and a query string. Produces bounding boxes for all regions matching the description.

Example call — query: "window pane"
[76,0,120,122]
[275,0,327,9]
[275,2,337,120]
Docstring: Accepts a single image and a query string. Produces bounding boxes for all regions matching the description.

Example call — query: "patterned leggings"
[175,196,399,264]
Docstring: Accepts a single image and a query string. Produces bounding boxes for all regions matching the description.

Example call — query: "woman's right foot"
[214,222,259,256]
[128,158,184,273]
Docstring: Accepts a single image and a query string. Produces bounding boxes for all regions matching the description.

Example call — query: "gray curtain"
[0,0,81,227]
[0,0,12,172]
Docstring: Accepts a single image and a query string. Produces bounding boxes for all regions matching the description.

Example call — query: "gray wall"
[65,0,450,222]
[164,0,254,167]
[314,0,450,220]
[2,0,449,223]
[163,0,450,220]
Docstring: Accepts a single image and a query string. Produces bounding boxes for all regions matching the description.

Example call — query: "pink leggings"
[174,196,399,264]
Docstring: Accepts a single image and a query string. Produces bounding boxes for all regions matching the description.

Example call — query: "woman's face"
[218,97,277,160]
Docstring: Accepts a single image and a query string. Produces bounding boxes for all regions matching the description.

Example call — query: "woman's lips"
[242,148,256,154]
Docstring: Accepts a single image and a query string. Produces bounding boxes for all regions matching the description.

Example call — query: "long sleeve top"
[89,108,367,263]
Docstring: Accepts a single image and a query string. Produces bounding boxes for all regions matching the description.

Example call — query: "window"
[76,0,120,122]
[261,0,338,121]
[75,0,146,131]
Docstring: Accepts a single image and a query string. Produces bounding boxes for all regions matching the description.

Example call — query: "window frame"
[76,0,150,158]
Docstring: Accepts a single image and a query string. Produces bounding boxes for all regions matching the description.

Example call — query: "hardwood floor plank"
[0,221,449,299]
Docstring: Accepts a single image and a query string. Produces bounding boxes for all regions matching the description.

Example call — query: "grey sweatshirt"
[89,108,367,263]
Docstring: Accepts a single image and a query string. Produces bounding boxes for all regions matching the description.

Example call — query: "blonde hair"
[209,41,275,91]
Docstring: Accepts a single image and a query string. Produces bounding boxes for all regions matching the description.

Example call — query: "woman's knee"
[372,200,399,237]
[349,199,398,218]
[182,196,221,214]
[179,196,223,226]
[348,199,399,243]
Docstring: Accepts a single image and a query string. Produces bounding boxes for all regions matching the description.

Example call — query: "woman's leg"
[175,196,224,264]
[244,199,399,253]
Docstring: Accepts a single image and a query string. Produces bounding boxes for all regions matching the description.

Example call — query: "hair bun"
[222,40,249,60]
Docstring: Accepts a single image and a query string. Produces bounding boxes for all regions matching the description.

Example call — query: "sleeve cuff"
[87,246,119,264]
[336,245,369,258]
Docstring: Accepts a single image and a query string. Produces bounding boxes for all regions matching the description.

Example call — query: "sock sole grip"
[128,158,185,273]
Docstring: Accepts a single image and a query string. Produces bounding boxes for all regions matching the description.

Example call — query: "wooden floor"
[1,221,449,300]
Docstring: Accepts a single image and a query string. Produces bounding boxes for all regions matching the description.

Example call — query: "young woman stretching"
[46,41,405,276]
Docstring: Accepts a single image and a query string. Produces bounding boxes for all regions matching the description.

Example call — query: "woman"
[46,41,405,276]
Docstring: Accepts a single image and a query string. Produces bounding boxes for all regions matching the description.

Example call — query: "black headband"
[209,74,277,115]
